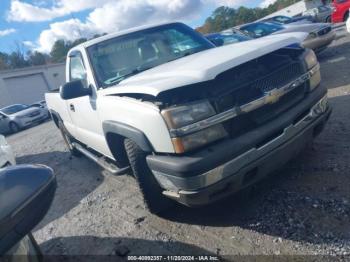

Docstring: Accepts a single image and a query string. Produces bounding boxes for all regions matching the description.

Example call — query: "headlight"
[171,125,228,153]
[304,49,318,70]
[161,100,216,129]
[304,49,320,91]
[306,32,317,41]
[161,101,228,153]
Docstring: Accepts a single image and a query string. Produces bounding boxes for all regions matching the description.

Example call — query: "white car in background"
[0,135,15,168]
[30,100,50,119]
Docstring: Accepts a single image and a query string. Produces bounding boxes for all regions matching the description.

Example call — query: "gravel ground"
[6,26,350,259]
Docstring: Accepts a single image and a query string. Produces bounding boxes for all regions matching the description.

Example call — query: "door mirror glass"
[0,165,56,254]
[60,80,92,100]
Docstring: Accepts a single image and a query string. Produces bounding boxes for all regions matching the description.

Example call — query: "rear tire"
[9,122,20,134]
[58,122,82,157]
[124,138,174,214]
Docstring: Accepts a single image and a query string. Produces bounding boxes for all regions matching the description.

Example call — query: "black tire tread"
[58,122,82,157]
[124,138,174,214]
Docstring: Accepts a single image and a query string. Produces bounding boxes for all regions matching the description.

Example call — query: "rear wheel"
[58,122,81,157]
[124,138,174,214]
[9,122,20,134]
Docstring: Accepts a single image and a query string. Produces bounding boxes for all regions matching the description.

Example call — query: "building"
[262,0,325,19]
[0,63,65,108]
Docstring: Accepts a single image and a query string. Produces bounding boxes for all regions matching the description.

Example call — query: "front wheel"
[124,138,174,214]
[58,122,81,157]
[9,122,20,134]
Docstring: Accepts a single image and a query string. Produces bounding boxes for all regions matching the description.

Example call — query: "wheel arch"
[49,110,61,128]
[102,121,153,166]
[103,121,153,151]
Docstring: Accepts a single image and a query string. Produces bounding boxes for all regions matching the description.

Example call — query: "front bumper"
[147,88,331,206]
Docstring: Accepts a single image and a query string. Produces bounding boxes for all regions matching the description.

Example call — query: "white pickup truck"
[46,22,331,214]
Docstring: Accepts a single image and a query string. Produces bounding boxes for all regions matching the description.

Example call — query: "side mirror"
[60,80,92,100]
[0,165,56,254]
[210,38,224,47]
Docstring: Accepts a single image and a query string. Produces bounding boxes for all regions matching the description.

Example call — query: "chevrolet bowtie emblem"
[265,90,281,104]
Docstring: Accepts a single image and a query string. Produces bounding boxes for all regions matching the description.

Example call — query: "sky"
[0,0,275,54]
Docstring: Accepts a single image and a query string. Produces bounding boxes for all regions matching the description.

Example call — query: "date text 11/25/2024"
[127,255,220,261]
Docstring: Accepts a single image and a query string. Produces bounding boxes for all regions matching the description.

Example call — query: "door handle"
[70,104,75,112]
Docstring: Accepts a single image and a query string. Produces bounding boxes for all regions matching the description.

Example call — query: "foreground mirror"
[0,165,56,255]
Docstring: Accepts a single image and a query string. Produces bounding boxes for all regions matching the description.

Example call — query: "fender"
[49,110,63,128]
[103,121,153,152]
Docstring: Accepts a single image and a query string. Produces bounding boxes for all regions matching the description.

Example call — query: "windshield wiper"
[104,66,152,86]
[167,52,194,63]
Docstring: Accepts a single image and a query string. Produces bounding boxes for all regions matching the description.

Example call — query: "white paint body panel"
[46,24,307,155]
[0,135,15,167]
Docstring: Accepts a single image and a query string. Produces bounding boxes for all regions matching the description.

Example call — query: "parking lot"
[7,25,350,257]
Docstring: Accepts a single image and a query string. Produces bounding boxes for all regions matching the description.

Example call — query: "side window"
[69,54,87,87]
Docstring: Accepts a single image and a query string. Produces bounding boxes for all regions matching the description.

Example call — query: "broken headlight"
[304,49,320,91]
[161,101,227,153]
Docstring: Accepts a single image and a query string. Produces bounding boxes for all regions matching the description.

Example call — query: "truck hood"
[100,32,308,98]
[275,23,330,34]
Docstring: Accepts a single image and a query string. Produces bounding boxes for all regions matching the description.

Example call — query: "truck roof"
[71,21,180,51]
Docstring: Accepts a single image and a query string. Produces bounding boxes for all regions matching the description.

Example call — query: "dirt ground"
[7,26,350,259]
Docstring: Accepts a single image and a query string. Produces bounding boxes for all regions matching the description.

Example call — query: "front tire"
[9,122,20,134]
[124,138,174,214]
[58,122,81,157]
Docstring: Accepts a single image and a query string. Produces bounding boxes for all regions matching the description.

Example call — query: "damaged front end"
[156,46,321,154]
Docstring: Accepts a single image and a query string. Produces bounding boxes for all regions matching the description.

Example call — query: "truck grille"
[214,61,307,137]
[215,62,304,112]
[317,26,332,36]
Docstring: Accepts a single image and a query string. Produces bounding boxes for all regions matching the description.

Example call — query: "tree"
[196,0,304,34]
[0,52,9,70]
[27,51,48,66]
[50,37,88,63]
[8,50,29,69]
[50,40,70,63]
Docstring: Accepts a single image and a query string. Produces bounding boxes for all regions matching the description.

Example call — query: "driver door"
[66,52,113,158]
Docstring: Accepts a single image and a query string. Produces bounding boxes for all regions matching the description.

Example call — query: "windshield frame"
[86,23,215,88]
[1,104,29,115]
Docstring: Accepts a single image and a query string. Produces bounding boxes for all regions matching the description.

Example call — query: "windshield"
[1,104,29,115]
[240,23,284,38]
[87,23,214,87]
[273,16,292,23]
[207,33,251,46]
